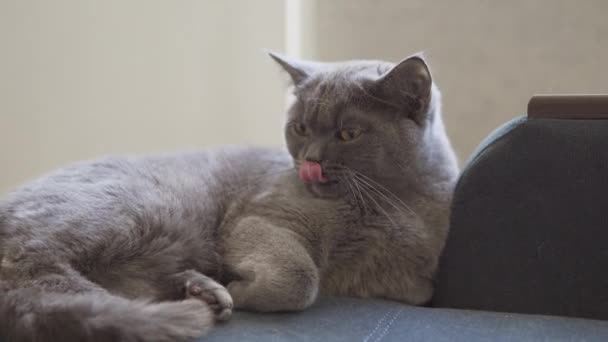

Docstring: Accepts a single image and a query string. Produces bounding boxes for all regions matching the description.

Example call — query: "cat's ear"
[268,52,317,86]
[372,54,433,124]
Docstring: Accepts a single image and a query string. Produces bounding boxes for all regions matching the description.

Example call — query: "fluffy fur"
[0,53,458,341]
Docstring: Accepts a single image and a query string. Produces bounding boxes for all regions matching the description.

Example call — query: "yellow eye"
[338,128,362,141]
[292,123,307,136]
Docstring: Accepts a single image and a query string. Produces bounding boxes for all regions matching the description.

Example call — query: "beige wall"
[2,0,608,194]
[0,0,286,194]
[303,0,608,163]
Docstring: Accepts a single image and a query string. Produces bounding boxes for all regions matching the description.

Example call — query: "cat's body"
[0,54,458,341]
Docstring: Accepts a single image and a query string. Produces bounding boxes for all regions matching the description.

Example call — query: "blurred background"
[1,0,607,194]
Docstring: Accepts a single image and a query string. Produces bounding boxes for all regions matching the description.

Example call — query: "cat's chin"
[305,181,346,199]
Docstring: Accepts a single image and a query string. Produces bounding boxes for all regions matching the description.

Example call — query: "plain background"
[1,0,607,194]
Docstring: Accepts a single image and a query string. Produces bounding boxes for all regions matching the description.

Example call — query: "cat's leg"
[363,251,436,305]
[0,254,214,340]
[168,269,233,321]
[223,217,319,312]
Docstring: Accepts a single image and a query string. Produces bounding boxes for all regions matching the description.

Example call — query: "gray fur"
[0,53,458,341]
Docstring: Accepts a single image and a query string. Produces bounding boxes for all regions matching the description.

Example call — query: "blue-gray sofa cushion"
[204,297,608,341]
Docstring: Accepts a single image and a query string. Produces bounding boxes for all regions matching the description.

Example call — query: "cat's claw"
[185,277,233,321]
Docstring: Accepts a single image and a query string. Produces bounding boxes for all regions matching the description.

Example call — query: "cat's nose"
[304,142,325,163]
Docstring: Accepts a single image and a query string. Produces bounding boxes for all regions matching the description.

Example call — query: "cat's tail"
[0,279,215,342]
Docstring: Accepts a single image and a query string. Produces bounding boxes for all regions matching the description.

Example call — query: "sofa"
[204,95,608,341]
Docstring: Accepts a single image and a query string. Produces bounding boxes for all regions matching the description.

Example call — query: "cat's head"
[270,52,442,199]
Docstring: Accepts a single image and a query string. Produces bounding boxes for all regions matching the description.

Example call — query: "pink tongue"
[299,161,328,184]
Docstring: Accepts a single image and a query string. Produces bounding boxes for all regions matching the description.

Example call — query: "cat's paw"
[185,275,233,321]
[171,269,234,321]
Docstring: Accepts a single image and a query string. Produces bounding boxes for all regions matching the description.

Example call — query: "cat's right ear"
[268,52,317,86]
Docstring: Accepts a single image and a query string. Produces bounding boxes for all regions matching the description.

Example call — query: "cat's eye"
[338,128,362,142]
[292,123,308,136]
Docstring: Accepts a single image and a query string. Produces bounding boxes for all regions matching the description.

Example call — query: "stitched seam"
[362,309,392,342]
[372,308,403,342]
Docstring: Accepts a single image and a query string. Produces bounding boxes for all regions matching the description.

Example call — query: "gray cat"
[0,52,459,342]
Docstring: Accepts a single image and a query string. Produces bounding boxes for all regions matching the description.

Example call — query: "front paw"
[182,272,233,321]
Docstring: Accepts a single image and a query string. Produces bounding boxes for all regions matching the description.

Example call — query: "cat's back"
[3,146,289,197]
[0,146,291,243]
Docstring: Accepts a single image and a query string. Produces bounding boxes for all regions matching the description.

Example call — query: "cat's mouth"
[299,161,328,184]
[297,161,345,197]
[306,179,344,198]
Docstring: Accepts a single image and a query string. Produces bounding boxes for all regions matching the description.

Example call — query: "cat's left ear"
[268,52,318,86]
[372,54,433,124]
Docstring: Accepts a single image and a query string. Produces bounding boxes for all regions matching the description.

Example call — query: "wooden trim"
[527,95,608,119]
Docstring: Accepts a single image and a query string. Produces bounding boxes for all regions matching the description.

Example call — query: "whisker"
[337,165,421,223]
[346,170,370,214]
[355,176,408,216]
[353,175,398,228]
[340,174,360,209]
[346,174,370,214]
[349,170,419,219]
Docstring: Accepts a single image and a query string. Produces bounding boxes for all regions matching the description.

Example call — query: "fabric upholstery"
[433,117,608,320]
[204,297,608,341]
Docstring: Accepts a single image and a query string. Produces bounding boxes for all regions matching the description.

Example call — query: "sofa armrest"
[433,95,608,320]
